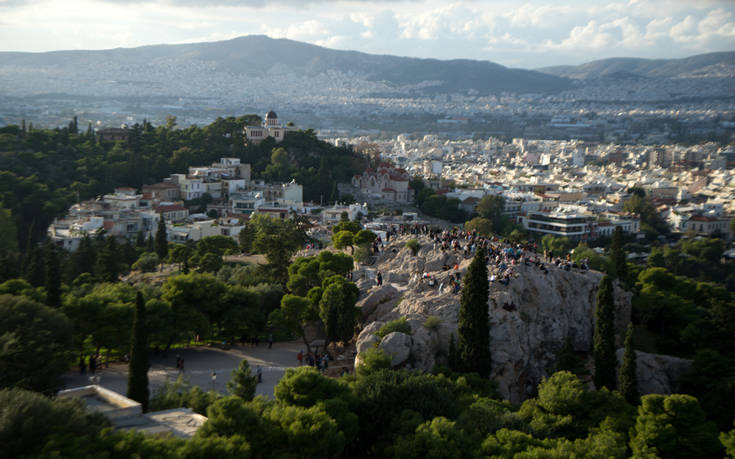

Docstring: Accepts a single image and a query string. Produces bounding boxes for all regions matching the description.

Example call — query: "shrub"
[376,317,411,338]
[406,239,420,255]
[423,315,441,331]
[356,348,392,376]
[131,252,160,272]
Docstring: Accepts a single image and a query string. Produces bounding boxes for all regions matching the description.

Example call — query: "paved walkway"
[63,340,305,399]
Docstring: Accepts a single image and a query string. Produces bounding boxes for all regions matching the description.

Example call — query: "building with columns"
[244,111,295,144]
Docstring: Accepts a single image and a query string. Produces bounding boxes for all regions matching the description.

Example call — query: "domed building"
[244,110,295,144]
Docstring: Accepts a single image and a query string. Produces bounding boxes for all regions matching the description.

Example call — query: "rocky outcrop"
[355,234,637,404]
[378,332,413,366]
[616,349,693,396]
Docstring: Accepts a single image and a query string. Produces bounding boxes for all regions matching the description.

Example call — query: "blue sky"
[0,0,733,68]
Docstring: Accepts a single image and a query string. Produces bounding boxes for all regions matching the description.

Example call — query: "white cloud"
[0,0,734,68]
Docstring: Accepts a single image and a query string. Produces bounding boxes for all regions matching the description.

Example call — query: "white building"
[244,111,296,144]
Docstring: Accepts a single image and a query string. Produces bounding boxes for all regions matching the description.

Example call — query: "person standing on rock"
[376,271,383,286]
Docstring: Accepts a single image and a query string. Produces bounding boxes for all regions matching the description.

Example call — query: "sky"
[0,0,734,68]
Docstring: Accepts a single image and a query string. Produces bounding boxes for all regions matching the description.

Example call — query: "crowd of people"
[377,225,589,293]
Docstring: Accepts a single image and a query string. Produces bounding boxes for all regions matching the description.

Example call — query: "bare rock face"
[378,332,413,366]
[357,284,400,320]
[355,235,636,404]
[616,349,693,396]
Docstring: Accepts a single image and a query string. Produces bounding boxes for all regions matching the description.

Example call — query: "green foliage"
[354,229,377,246]
[593,276,616,390]
[406,239,420,255]
[228,359,257,401]
[610,226,628,280]
[619,323,638,405]
[390,416,475,459]
[464,216,494,236]
[571,242,614,275]
[458,250,491,377]
[423,315,441,331]
[417,190,468,223]
[132,252,160,272]
[127,291,149,411]
[476,194,505,230]
[250,214,307,285]
[721,423,735,458]
[275,366,353,408]
[0,294,73,392]
[95,235,121,282]
[319,277,358,344]
[377,317,412,338]
[356,348,392,376]
[630,394,722,458]
[623,193,669,235]
[542,234,573,256]
[0,388,110,458]
[44,243,61,308]
[198,252,224,273]
[333,220,361,234]
[149,375,221,415]
[332,230,355,252]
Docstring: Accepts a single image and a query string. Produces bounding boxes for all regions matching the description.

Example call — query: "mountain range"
[538,52,735,80]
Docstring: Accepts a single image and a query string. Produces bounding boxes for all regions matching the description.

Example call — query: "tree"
[155,217,168,261]
[127,292,149,411]
[464,217,494,236]
[630,394,721,458]
[45,243,61,308]
[476,195,505,229]
[131,252,160,272]
[95,236,119,282]
[228,359,257,401]
[280,294,318,349]
[332,230,354,254]
[319,277,358,344]
[593,276,616,390]
[618,323,638,405]
[406,239,420,256]
[457,250,491,377]
[610,226,627,281]
[198,253,223,273]
[238,225,255,253]
[251,214,306,285]
[0,295,73,392]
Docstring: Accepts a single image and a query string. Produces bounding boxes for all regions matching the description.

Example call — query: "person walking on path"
[89,355,97,374]
[297,350,303,366]
[268,333,273,349]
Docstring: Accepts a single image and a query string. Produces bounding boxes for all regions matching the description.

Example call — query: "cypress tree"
[135,231,146,248]
[457,249,491,377]
[45,243,61,308]
[155,217,168,261]
[146,234,154,253]
[95,236,119,282]
[593,275,617,390]
[610,226,627,281]
[619,322,638,404]
[23,246,46,287]
[127,291,149,411]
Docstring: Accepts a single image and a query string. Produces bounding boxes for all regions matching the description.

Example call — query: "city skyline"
[0,0,734,68]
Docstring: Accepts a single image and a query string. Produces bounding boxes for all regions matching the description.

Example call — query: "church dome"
[265,110,278,119]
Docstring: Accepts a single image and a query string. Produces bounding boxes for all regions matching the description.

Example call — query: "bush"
[406,239,420,256]
[132,252,160,272]
[356,348,392,376]
[376,317,411,338]
[423,315,441,331]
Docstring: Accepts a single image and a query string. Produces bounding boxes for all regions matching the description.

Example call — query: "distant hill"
[0,35,571,96]
[538,52,735,79]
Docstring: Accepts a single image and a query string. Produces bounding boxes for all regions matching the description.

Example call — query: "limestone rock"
[616,349,693,396]
[354,235,634,404]
[378,332,412,366]
[357,284,399,319]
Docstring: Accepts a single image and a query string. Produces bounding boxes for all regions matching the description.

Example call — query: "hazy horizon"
[0,0,734,68]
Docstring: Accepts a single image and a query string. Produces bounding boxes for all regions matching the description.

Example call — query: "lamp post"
[211,370,217,392]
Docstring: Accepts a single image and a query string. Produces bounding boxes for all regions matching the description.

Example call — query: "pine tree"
[457,249,491,377]
[45,243,61,308]
[155,217,168,261]
[67,235,96,282]
[127,292,149,411]
[593,275,617,390]
[227,359,257,401]
[619,322,638,404]
[95,236,119,282]
[135,231,146,248]
[610,226,627,281]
